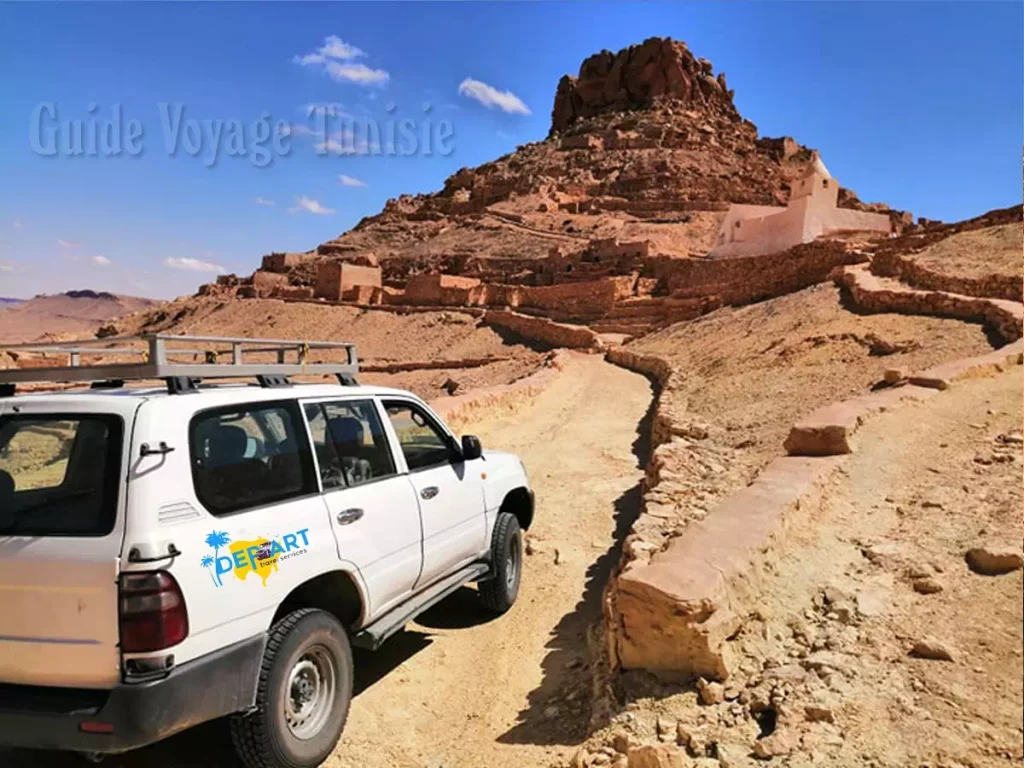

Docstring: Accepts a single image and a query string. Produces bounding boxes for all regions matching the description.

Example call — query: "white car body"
[0,380,532,754]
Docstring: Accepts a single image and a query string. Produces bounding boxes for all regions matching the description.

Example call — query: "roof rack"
[0,334,359,396]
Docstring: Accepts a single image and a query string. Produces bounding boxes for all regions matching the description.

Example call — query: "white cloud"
[163,256,225,273]
[338,174,366,188]
[304,102,350,119]
[294,35,365,66]
[458,78,531,115]
[91,255,112,266]
[294,36,389,87]
[288,196,335,215]
[325,61,389,86]
[56,239,80,248]
[315,131,378,156]
[254,196,276,206]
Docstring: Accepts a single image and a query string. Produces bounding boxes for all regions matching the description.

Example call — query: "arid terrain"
[1,35,1020,768]
[0,290,158,344]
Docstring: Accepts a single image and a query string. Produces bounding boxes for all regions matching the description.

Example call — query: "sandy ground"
[628,283,997,499]
[910,222,1022,281]
[2,353,654,768]
[580,367,1023,767]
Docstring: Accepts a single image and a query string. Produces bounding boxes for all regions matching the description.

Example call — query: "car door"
[381,398,486,588]
[137,396,341,667]
[302,398,422,620]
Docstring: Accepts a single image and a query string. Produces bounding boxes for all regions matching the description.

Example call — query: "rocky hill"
[244,37,908,289]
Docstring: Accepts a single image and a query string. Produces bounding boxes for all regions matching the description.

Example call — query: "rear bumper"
[0,633,265,755]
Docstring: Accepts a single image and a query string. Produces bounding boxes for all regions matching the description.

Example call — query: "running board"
[352,562,490,650]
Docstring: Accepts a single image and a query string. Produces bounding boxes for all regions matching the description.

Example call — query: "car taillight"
[119,571,189,653]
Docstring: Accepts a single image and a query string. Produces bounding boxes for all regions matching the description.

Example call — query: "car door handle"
[420,486,439,500]
[336,508,364,525]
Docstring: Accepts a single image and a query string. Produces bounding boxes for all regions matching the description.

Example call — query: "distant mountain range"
[0,290,159,343]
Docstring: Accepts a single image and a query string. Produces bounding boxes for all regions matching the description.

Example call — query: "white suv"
[0,335,533,767]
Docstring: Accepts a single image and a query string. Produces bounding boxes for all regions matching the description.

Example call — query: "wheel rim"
[506,533,520,591]
[284,645,337,740]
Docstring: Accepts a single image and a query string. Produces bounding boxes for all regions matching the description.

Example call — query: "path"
[3,353,654,768]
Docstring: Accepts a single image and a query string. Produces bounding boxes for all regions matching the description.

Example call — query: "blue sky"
[1,2,1020,300]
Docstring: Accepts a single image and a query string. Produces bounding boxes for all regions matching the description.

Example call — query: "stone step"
[590,321,660,335]
[607,306,667,319]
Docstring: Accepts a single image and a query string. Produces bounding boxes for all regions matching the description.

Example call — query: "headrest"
[0,469,14,497]
[328,416,364,448]
[208,424,250,465]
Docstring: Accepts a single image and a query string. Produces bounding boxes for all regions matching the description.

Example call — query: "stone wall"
[251,270,290,297]
[271,285,315,300]
[261,252,311,273]
[657,240,866,306]
[483,310,603,350]
[837,264,1023,343]
[872,251,1023,303]
[403,274,482,305]
[518,279,621,317]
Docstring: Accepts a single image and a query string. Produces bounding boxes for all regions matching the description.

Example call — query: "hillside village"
[2,36,1021,768]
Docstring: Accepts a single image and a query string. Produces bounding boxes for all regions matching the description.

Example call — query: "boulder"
[910,637,955,661]
[627,745,686,768]
[965,546,1024,576]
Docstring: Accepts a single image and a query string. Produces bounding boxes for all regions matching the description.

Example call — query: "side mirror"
[461,435,483,461]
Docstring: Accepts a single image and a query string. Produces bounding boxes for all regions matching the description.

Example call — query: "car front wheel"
[479,512,522,613]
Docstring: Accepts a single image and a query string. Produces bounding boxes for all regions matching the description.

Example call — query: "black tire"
[479,512,522,614]
[230,608,353,768]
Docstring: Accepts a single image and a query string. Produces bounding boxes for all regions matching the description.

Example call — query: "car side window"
[190,401,316,515]
[305,399,396,489]
[383,401,452,472]
[304,403,345,490]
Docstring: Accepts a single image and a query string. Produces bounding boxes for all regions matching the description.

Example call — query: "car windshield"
[0,414,123,536]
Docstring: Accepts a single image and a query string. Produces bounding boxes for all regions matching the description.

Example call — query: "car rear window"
[0,414,124,536]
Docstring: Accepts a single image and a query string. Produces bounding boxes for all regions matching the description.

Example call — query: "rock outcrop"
[550,37,739,134]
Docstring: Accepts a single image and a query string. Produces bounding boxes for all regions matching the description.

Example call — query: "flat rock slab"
[784,385,937,456]
[612,455,842,680]
[910,339,1024,391]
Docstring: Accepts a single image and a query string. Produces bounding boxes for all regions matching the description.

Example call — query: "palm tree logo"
[200,555,218,586]
[204,530,231,586]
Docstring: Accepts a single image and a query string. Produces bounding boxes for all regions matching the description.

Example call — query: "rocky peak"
[551,37,739,134]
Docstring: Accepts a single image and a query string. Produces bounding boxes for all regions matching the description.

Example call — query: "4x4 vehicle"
[0,335,533,767]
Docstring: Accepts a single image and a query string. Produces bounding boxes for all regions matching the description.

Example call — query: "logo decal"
[200,529,310,588]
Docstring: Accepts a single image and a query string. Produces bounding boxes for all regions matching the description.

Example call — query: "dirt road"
[4,353,653,768]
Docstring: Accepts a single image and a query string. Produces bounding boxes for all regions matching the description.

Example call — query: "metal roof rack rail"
[0,334,359,396]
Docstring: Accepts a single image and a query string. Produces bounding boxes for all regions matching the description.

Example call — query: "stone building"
[709,154,891,259]
[314,261,383,301]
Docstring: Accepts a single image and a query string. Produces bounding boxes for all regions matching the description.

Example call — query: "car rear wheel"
[230,608,352,768]
[479,512,522,614]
